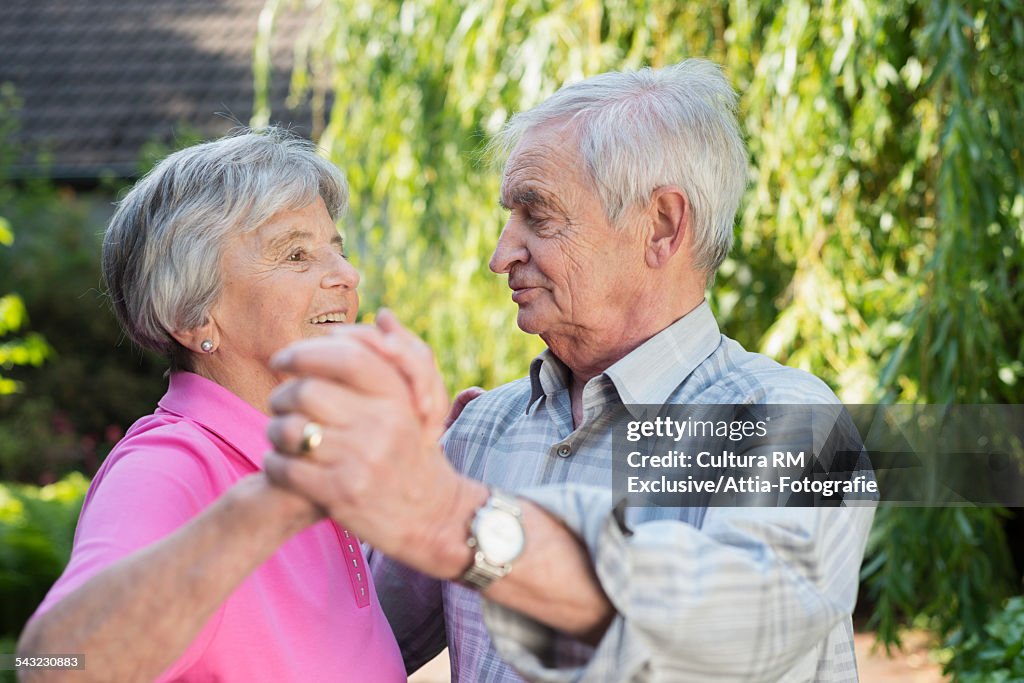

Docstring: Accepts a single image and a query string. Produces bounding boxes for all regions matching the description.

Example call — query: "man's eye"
[526,214,549,230]
[286,249,307,262]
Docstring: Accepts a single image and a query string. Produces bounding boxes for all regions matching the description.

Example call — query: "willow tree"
[259,0,1024,644]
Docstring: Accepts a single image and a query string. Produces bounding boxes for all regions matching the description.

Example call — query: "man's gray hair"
[492,59,748,279]
[102,127,348,370]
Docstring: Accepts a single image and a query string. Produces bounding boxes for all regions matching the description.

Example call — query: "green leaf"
[0,216,12,245]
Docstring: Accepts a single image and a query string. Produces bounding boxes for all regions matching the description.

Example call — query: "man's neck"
[558,297,706,428]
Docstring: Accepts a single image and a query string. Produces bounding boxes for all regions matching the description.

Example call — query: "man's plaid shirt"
[370,302,874,682]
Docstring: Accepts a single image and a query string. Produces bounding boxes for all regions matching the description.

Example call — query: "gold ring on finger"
[300,421,324,455]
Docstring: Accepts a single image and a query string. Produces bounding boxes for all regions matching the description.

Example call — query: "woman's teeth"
[309,312,347,324]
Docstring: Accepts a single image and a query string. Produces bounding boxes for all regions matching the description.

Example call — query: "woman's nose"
[323,251,360,289]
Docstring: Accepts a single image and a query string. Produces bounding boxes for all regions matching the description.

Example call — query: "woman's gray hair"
[102,127,348,370]
[490,59,748,281]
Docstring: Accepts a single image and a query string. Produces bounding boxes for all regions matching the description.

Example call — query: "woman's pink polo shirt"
[31,372,406,682]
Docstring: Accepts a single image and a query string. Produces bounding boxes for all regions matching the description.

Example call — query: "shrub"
[0,187,166,483]
[945,595,1024,683]
[0,637,14,683]
[0,473,89,639]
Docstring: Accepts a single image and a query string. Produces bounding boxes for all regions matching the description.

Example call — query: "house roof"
[0,0,316,180]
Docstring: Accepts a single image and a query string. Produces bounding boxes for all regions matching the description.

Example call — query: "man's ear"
[645,186,690,269]
[169,316,218,355]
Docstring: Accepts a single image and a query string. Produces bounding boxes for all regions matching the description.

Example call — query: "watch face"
[473,508,525,565]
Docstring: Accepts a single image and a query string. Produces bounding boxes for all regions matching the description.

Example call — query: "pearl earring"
[201,339,215,353]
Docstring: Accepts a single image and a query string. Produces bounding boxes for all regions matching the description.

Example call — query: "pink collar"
[157,372,270,470]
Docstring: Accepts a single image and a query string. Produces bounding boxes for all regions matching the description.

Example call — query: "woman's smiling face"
[205,196,359,383]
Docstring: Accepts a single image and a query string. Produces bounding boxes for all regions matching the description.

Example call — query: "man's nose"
[489,220,528,274]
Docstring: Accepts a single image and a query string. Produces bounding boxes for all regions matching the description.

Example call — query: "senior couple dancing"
[18,60,873,682]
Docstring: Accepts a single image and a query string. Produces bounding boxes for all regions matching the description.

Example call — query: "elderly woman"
[17,129,406,682]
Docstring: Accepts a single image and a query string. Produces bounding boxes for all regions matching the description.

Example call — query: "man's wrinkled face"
[489,124,646,343]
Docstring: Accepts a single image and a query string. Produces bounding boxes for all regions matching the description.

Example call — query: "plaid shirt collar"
[526,300,723,418]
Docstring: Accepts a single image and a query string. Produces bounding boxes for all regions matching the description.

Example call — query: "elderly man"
[264,59,874,682]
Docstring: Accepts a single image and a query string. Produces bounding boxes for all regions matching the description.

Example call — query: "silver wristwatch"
[460,488,525,591]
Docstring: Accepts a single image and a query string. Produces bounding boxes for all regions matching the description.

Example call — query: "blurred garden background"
[1,0,1022,680]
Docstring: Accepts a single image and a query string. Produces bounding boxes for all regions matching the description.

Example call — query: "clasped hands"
[264,309,486,579]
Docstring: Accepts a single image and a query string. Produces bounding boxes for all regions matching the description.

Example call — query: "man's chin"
[515,308,546,336]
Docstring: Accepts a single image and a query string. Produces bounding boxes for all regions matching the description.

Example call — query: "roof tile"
[0,0,316,178]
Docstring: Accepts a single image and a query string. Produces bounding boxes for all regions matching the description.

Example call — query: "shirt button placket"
[338,526,370,607]
[556,443,572,457]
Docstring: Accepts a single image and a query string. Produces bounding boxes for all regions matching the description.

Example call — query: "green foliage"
[0,637,13,683]
[862,507,1015,646]
[945,595,1024,683]
[272,0,1024,394]
[0,87,51,397]
[0,188,167,481]
[0,294,49,395]
[0,473,88,639]
[268,0,1023,647]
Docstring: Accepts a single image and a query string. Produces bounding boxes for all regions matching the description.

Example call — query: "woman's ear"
[170,317,218,355]
[645,186,690,269]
